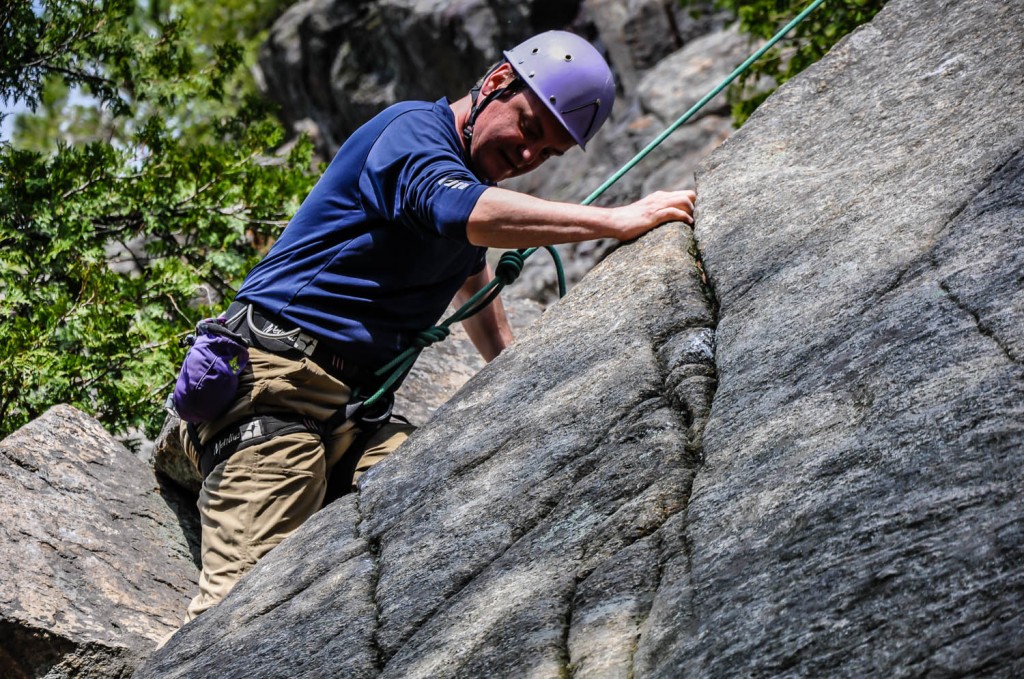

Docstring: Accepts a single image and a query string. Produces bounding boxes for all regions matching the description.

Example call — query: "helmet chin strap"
[462,64,524,170]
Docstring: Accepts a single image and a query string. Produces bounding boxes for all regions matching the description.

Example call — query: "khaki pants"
[179,348,412,621]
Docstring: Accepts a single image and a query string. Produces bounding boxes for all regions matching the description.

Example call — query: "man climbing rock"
[174,30,696,621]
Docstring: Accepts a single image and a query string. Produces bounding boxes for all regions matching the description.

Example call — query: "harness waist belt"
[224,301,378,388]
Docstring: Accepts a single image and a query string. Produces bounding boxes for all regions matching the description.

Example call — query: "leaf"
[0,0,316,438]
[680,0,889,125]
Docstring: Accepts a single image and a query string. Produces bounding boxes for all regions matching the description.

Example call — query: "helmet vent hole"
[528,70,535,78]
[549,95,557,104]
[564,54,572,61]
[532,48,539,54]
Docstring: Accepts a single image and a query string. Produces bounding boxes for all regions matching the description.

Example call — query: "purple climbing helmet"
[503,31,616,150]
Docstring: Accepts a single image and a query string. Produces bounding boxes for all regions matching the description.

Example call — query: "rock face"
[0,405,198,679]
[391,292,545,426]
[686,0,1024,673]
[135,0,1024,676]
[3,0,1016,676]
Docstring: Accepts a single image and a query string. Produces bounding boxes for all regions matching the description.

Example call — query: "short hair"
[472,60,524,96]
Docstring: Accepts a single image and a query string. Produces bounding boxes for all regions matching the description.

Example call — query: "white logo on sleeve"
[438,177,471,190]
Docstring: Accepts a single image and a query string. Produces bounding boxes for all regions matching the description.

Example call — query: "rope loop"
[412,325,450,348]
[495,250,527,285]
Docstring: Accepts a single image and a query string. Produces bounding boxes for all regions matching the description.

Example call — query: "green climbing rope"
[581,0,827,207]
[359,0,827,408]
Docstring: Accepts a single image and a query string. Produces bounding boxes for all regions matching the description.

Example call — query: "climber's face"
[470,63,576,182]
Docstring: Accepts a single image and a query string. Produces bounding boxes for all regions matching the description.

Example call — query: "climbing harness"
[356,0,828,412]
[181,302,399,479]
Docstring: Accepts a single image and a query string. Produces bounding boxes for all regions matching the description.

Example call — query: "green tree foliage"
[0,0,317,440]
[145,0,297,134]
[685,0,888,124]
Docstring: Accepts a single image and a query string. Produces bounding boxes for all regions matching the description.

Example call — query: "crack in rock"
[376,435,615,665]
[939,279,1022,369]
[355,488,385,674]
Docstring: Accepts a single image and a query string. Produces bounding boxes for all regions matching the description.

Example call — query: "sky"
[3,1,45,142]
[1,104,27,142]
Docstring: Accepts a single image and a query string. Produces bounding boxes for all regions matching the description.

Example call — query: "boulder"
[583,0,729,101]
[0,405,198,679]
[639,23,753,126]
[152,415,202,496]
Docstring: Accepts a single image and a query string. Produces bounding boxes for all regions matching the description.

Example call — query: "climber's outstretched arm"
[466,187,696,249]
